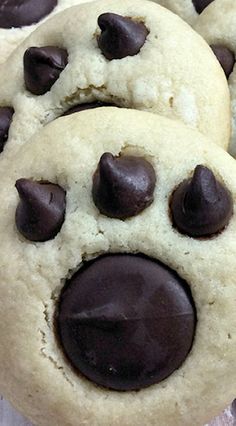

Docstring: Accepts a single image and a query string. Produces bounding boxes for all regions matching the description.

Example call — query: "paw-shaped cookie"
[0,108,235,426]
[194,0,236,157]
[0,0,230,161]
[150,0,215,25]
[0,0,95,65]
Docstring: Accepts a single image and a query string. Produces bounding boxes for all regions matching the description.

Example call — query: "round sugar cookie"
[0,108,236,426]
[194,0,236,157]
[149,0,215,26]
[0,0,230,160]
[0,0,95,66]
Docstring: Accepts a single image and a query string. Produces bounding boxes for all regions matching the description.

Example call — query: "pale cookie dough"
[150,0,215,26]
[0,0,230,160]
[0,108,236,426]
[0,0,95,66]
[194,0,236,157]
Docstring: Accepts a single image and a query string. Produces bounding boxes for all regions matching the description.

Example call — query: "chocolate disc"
[92,153,156,219]
[97,13,149,60]
[57,254,196,391]
[170,165,233,238]
[24,46,68,95]
[15,179,66,242]
[210,45,235,79]
[0,106,14,153]
[0,0,57,29]
[192,0,214,14]
[62,101,115,117]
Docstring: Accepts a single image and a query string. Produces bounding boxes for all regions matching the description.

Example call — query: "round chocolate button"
[57,254,196,391]
[0,0,57,29]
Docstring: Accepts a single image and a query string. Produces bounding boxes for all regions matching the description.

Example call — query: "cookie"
[0,107,236,426]
[194,0,236,157]
[150,0,215,26]
[0,0,95,66]
[0,0,230,160]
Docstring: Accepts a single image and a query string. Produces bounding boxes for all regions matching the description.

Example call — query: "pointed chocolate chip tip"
[171,165,233,237]
[92,152,156,219]
[15,179,66,242]
[97,13,149,60]
[24,46,68,95]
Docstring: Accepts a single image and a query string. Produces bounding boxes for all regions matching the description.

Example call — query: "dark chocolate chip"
[192,0,214,14]
[62,101,115,117]
[24,46,68,95]
[57,254,196,391]
[0,0,57,29]
[170,165,233,238]
[97,13,149,60]
[210,45,235,79]
[15,179,66,242]
[231,399,236,417]
[92,153,156,219]
[0,107,14,153]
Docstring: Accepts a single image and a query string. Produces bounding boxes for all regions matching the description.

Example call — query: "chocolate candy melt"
[92,153,156,219]
[0,107,14,153]
[24,46,68,95]
[170,165,233,238]
[97,13,149,60]
[15,179,66,242]
[57,254,196,391]
[211,45,235,79]
[192,0,214,14]
[62,101,115,116]
[0,0,57,29]
[231,399,236,418]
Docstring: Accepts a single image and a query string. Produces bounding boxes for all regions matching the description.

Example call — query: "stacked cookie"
[0,1,235,426]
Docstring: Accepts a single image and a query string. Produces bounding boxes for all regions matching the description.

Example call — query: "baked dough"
[0,108,235,426]
[0,0,230,160]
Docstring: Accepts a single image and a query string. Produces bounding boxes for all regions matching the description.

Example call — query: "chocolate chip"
[231,399,236,417]
[92,153,156,219]
[62,101,115,117]
[192,0,214,14]
[0,107,14,153]
[0,0,57,28]
[97,13,149,60]
[15,179,66,242]
[210,45,235,79]
[24,46,68,95]
[170,165,233,238]
[57,254,196,391]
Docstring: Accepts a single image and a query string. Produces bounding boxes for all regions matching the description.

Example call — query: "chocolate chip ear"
[15,179,66,242]
[57,254,196,391]
[0,107,14,153]
[97,13,149,60]
[92,153,156,219]
[192,0,214,14]
[170,165,233,238]
[0,0,57,29]
[210,45,235,79]
[24,46,68,95]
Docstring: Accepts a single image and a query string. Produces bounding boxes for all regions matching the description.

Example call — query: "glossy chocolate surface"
[24,46,68,95]
[211,45,235,79]
[170,165,233,238]
[97,13,148,60]
[0,107,14,153]
[15,179,66,242]
[192,0,214,14]
[0,0,57,29]
[57,254,196,391]
[92,153,156,219]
